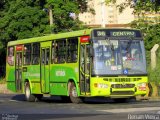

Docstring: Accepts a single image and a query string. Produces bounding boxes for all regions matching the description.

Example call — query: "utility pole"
[151,44,159,70]
[49,5,53,26]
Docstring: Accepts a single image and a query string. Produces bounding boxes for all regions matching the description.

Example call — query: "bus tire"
[25,82,36,102]
[35,94,43,101]
[69,82,83,104]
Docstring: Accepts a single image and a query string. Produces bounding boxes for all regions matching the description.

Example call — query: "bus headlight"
[94,83,108,88]
[137,83,147,91]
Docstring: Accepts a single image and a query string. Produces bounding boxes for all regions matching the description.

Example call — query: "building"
[78,0,135,27]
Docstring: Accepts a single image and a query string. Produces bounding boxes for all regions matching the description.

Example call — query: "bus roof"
[7,28,141,46]
[7,29,92,46]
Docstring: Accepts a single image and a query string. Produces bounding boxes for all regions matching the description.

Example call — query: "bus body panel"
[40,41,52,93]
[6,65,16,92]
[6,46,16,92]
[6,28,148,102]
[49,63,79,96]
[23,65,41,94]
[90,76,148,98]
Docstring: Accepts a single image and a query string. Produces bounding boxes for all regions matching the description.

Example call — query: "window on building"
[109,15,113,18]
[109,20,114,23]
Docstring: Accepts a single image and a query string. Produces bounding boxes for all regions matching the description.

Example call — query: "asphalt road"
[0,94,160,120]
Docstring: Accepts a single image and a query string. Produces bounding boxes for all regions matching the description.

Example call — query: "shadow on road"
[11,94,26,101]
[10,94,137,104]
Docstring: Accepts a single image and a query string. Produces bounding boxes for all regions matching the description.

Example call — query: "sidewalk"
[0,84,14,94]
[136,96,160,101]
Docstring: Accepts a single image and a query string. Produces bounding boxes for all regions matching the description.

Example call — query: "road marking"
[98,107,160,113]
[9,100,21,102]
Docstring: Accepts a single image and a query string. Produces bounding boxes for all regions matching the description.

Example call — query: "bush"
[0,77,6,84]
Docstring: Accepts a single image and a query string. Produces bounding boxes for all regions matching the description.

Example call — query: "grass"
[0,77,6,84]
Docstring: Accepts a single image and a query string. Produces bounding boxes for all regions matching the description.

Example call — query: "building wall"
[78,0,135,26]
[116,0,135,24]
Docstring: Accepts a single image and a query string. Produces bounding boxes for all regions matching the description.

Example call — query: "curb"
[136,96,160,101]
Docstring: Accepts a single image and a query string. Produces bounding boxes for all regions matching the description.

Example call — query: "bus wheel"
[69,82,82,104]
[25,82,36,102]
[35,94,43,101]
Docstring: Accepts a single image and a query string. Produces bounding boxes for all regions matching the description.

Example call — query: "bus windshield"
[92,38,147,76]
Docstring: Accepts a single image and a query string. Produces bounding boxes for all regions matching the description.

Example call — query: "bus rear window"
[7,46,14,66]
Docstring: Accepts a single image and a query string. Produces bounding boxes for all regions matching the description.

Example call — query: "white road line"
[9,100,21,102]
[98,107,160,113]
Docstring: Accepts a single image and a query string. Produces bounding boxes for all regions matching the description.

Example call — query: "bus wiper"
[125,37,133,51]
[106,38,114,51]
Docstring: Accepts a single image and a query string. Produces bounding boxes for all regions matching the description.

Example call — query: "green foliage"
[0,0,50,42]
[130,19,160,82]
[105,0,160,13]
[46,0,87,33]
[0,0,88,77]
[148,53,160,82]
[0,77,5,84]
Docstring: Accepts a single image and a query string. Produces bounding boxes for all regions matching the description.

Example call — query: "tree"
[0,0,88,77]
[106,0,160,83]
[105,0,160,14]
[46,0,88,33]
[0,0,88,42]
[0,0,50,43]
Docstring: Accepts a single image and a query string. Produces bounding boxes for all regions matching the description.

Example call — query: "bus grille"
[111,91,134,95]
[111,84,135,88]
[103,78,142,82]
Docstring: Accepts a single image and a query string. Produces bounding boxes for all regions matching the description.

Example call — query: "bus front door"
[15,52,22,92]
[80,44,90,94]
[41,48,50,93]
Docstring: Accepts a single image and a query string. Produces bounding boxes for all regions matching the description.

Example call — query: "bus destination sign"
[92,29,142,38]
[111,31,135,37]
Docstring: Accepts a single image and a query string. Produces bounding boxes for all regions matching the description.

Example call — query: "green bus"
[6,28,148,103]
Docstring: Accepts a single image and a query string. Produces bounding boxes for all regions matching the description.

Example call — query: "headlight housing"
[137,83,147,91]
[94,83,108,88]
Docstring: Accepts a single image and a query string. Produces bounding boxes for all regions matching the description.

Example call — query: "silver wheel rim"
[71,87,78,97]
[25,84,30,99]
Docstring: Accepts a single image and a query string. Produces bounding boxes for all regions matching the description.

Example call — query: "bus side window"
[67,37,78,63]
[41,49,45,64]
[54,40,66,64]
[32,43,40,65]
[51,41,55,64]
[54,41,59,63]
[7,46,14,66]
[23,44,31,65]
[46,48,50,65]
